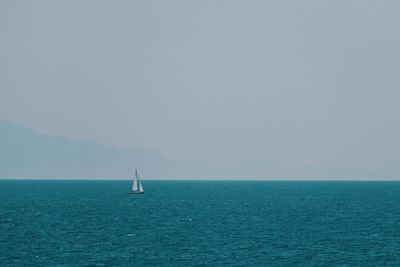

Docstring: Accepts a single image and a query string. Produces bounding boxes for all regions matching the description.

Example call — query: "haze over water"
[1,0,400,179]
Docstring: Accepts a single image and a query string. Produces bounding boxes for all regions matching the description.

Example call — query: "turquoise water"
[1,180,400,266]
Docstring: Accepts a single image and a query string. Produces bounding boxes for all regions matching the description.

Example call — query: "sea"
[1,180,400,266]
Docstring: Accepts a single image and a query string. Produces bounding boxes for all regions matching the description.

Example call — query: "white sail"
[130,169,144,194]
[137,170,144,193]
[132,176,138,191]
[138,179,144,193]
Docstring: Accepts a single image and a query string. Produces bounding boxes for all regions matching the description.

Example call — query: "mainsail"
[132,176,138,191]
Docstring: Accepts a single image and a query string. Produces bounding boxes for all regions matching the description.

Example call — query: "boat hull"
[128,191,144,194]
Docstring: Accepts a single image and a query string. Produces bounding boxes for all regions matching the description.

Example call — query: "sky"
[1,0,400,177]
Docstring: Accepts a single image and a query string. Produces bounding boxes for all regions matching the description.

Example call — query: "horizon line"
[1,178,399,182]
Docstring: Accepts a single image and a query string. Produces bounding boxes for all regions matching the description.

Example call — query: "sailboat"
[129,169,144,194]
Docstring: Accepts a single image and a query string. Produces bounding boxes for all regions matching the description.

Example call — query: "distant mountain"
[0,120,169,178]
[0,120,387,179]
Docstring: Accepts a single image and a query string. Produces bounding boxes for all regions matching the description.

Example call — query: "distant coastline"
[0,120,396,180]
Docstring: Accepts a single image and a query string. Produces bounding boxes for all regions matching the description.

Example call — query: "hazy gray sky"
[1,0,400,174]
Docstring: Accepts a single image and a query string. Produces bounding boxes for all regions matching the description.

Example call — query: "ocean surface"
[1,180,400,266]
